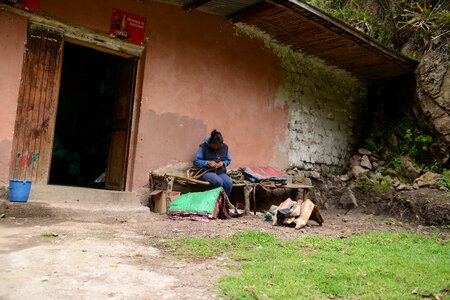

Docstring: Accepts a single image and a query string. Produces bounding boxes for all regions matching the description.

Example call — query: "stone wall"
[235,24,368,176]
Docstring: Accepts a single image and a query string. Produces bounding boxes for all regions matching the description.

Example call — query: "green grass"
[163,231,450,299]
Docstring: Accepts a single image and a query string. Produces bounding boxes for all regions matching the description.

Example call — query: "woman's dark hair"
[210,129,223,144]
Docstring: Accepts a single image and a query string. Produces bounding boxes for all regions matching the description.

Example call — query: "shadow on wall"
[134,110,207,186]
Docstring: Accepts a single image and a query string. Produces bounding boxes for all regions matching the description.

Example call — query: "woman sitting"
[193,129,233,197]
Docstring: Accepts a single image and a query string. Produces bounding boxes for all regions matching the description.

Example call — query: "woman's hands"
[207,161,224,169]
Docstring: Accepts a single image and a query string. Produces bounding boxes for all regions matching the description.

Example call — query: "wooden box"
[149,190,181,214]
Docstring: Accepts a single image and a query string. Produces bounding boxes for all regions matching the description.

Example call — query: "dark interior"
[49,42,126,188]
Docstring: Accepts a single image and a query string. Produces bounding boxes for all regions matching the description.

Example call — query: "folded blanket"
[169,187,231,220]
[240,166,288,182]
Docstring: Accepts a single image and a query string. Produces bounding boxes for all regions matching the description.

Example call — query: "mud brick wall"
[236,24,368,173]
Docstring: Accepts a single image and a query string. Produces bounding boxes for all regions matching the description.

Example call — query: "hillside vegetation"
[306,0,449,60]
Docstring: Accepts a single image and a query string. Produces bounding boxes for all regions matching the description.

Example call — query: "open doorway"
[49,42,136,190]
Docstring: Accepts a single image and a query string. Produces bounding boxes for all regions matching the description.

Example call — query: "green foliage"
[438,169,450,188]
[334,165,346,176]
[365,117,435,172]
[386,155,402,173]
[398,128,433,159]
[364,137,382,153]
[371,174,392,190]
[358,174,392,190]
[306,0,394,47]
[164,231,450,299]
[399,0,450,58]
[306,0,450,58]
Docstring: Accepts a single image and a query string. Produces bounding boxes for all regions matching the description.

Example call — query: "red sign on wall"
[109,9,146,45]
[3,0,40,12]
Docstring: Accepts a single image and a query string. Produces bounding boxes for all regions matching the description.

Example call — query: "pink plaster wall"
[3,1,287,190]
[134,5,287,189]
[0,11,27,185]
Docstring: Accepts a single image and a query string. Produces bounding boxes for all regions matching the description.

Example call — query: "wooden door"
[105,59,137,190]
[10,24,64,183]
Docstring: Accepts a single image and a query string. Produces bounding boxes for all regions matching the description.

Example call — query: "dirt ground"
[0,191,448,300]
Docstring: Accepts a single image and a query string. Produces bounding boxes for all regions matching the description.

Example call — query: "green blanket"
[169,187,223,215]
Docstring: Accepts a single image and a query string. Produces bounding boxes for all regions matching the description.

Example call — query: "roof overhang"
[159,0,418,81]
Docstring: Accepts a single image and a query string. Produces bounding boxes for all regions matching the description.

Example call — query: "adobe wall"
[0,11,27,185]
[0,0,368,191]
[235,24,368,178]
[1,1,287,190]
[131,4,286,189]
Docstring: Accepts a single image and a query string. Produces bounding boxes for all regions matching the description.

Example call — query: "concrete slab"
[25,184,150,213]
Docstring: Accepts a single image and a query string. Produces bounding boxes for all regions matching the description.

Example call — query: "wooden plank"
[36,27,64,183]
[105,59,137,190]
[33,28,53,181]
[10,24,63,183]
[26,28,46,180]
[150,172,247,187]
[0,4,144,58]
[125,52,146,191]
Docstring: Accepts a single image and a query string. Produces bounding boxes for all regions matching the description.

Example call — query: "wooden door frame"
[8,10,146,190]
[60,40,145,192]
[125,50,146,192]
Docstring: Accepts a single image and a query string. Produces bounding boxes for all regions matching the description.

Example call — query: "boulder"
[310,171,321,179]
[287,169,297,175]
[352,165,369,179]
[360,155,373,170]
[396,183,408,191]
[372,161,379,169]
[293,173,305,184]
[339,188,358,209]
[301,177,313,186]
[414,172,443,188]
[339,174,350,182]
[400,156,421,180]
[358,148,372,156]
[415,50,450,161]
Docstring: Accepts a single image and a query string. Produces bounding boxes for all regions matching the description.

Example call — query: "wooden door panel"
[10,24,63,183]
[105,59,137,190]
[105,131,128,187]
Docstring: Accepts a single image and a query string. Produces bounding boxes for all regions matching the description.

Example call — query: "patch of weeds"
[426,225,448,232]
[41,231,58,238]
[438,169,450,189]
[374,182,392,191]
[165,231,450,299]
[371,174,393,190]
[385,155,403,174]
[367,215,383,224]
[440,192,450,200]
[359,178,392,192]
[334,165,346,176]
[385,218,405,226]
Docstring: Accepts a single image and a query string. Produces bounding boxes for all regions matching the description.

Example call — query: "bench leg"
[243,185,252,215]
[253,183,257,215]
[302,188,309,201]
[165,176,175,214]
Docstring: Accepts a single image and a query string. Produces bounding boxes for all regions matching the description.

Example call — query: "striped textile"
[240,166,288,182]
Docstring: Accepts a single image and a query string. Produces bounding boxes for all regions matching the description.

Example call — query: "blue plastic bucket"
[9,179,32,202]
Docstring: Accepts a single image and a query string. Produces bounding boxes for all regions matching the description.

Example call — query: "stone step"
[26,184,149,213]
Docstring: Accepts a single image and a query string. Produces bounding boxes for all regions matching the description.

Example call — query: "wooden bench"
[149,172,312,215]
